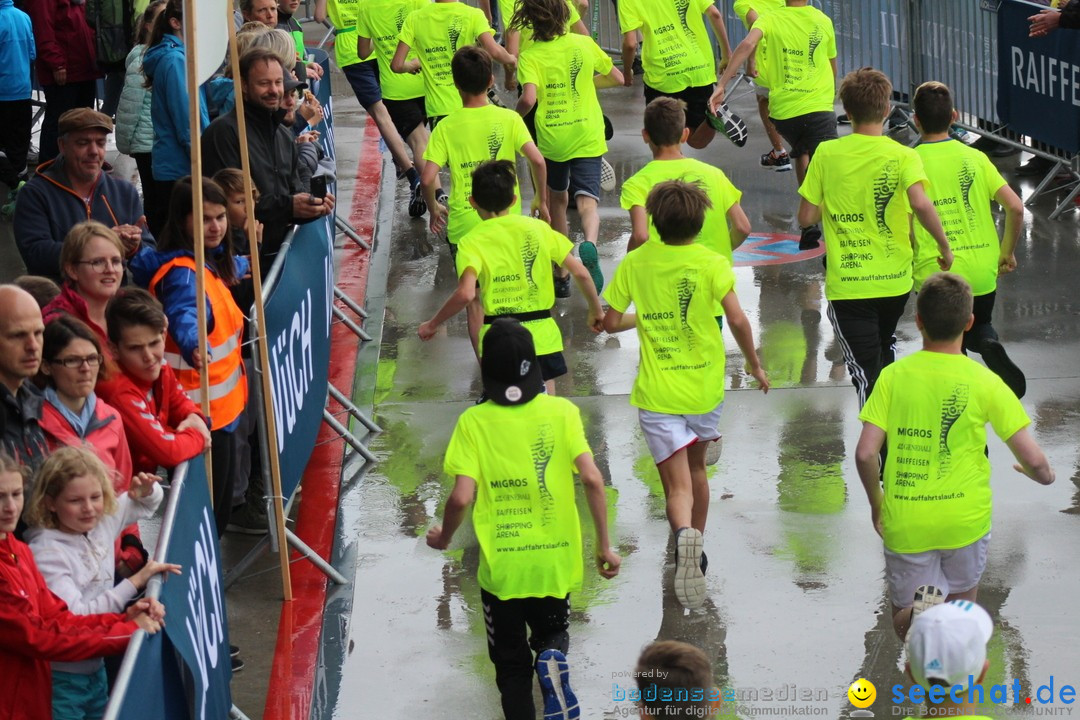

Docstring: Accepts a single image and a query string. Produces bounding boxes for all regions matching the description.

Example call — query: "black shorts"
[383,97,427,139]
[827,292,910,406]
[428,114,447,130]
[343,59,382,109]
[538,351,568,381]
[770,111,838,158]
[643,83,713,130]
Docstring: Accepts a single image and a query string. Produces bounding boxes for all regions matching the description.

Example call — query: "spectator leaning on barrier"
[1029,0,1080,35]
[0,286,50,474]
[202,46,335,268]
[0,0,36,219]
[25,0,102,166]
[13,109,153,282]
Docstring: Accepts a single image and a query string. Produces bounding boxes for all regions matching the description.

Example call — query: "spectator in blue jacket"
[0,0,36,218]
[142,0,210,237]
[13,109,154,282]
[115,1,167,196]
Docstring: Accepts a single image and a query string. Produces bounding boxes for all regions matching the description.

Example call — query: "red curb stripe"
[263,118,382,720]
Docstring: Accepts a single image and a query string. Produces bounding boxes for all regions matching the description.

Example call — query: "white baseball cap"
[906,600,994,689]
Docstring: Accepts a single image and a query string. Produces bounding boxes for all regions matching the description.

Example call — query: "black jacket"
[1064,0,1079,29]
[0,382,48,473]
[202,100,312,266]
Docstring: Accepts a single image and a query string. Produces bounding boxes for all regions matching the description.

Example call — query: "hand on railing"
[1028,9,1062,38]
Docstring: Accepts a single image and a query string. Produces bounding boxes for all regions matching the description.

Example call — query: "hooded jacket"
[24,0,100,86]
[0,0,36,102]
[13,155,154,280]
[41,284,110,355]
[115,43,155,156]
[39,394,133,496]
[0,533,135,720]
[142,33,210,181]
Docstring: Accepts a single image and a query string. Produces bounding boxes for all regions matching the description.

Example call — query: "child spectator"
[418,160,604,383]
[115,1,167,195]
[14,276,62,309]
[130,178,248,537]
[420,47,549,345]
[513,0,623,294]
[911,80,1027,399]
[714,0,837,246]
[0,452,162,720]
[618,0,736,150]
[634,641,720,718]
[797,68,952,407]
[357,0,430,217]
[213,168,263,251]
[24,447,178,720]
[391,0,517,125]
[603,181,768,609]
[97,288,209,480]
[622,97,750,262]
[0,0,36,218]
[855,272,1054,640]
[426,318,620,720]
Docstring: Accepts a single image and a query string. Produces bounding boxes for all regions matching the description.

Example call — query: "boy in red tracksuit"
[96,288,210,475]
[0,453,163,720]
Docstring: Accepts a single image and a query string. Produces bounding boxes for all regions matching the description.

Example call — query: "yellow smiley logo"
[848,678,876,708]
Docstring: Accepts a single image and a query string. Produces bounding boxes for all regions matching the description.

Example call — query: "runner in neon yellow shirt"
[732,0,791,171]
[419,47,550,353]
[427,318,619,719]
[618,0,733,150]
[604,181,768,609]
[798,69,952,407]
[419,160,604,382]
[391,0,516,121]
[856,273,1053,639]
[911,80,1027,398]
[514,0,623,296]
[315,0,426,215]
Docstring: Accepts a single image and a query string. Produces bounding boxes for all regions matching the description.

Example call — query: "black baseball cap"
[481,318,543,406]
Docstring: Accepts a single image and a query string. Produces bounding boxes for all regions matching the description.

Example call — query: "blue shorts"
[546,156,601,201]
[343,59,382,109]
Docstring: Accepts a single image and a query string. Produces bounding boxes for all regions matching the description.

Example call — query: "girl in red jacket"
[0,453,163,720]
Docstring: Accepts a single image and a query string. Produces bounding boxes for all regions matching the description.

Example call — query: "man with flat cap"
[13,108,154,280]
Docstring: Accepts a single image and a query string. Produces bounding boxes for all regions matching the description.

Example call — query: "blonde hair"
[59,221,125,284]
[254,28,297,69]
[227,23,274,77]
[25,447,118,529]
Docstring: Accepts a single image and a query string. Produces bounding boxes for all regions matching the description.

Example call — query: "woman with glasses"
[38,314,149,578]
[42,221,127,359]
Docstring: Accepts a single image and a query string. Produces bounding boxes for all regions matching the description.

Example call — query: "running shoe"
[911,585,945,622]
[408,182,426,218]
[1,180,25,220]
[578,240,603,293]
[760,150,792,172]
[707,103,748,147]
[799,225,822,250]
[979,339,1026,399]
[230,644,240,659]
[603,114,614,141]
[700,550,708,575]
[231,656,245,673]
[705,434,723,466]
[486,87,506,108]
[600,156,616,192]
[674,527,706,609]
[536,649,580,720]
[553,273,571,299]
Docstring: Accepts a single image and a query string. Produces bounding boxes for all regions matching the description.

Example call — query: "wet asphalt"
[330,78,1080,720]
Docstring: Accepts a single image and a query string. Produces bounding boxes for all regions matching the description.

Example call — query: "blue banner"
[998,0,1080,153]
[262,215,335,501]
[108,459,232,720]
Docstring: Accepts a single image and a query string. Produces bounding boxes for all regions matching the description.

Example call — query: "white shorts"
[638,404,724,464]
[752,80,770,99]
[883,533,990,609]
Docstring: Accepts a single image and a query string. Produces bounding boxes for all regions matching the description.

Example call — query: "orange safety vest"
[150,256,247,430]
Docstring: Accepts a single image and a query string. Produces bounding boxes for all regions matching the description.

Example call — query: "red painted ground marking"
[263,118,382,720]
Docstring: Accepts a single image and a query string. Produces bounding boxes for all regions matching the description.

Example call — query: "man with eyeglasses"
[13,108,155,281]
[0,285,49,473]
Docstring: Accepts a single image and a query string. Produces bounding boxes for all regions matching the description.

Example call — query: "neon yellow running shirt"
[913,140,1008,295]
[456,214,573,355]
[618,0,717,93]
[424,104,533,242]
[399,2,494,118]
[605,241,734,414]
[444,394,592,600]
[328,0,363,68]
[356,0,427,100]
[517,33,612,162]
[733,0,784,29]
[800,133,927,301]
[860,351,1030,554]
[752,5,836,119]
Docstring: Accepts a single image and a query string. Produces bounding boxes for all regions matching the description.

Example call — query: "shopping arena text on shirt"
[892,676,1075,706]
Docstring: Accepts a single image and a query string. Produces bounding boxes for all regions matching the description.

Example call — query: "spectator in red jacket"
[95,288,209,476]
[25,0,102,165]
[0,452,163,720]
